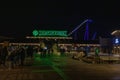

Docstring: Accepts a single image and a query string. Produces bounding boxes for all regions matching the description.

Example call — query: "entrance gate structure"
[26,30,72,55]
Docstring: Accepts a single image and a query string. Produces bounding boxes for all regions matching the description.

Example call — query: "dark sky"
[0,1,120,40]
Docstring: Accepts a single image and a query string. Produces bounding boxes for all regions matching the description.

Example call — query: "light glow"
[32,30,68,37]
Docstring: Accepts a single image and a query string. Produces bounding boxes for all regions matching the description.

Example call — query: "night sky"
[0,1,120,40]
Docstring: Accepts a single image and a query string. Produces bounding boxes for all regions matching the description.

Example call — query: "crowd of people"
[0,44,64,69]
[0,45,34,69]
[0,42,101,69]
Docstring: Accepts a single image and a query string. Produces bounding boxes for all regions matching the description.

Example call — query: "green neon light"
[32,30,39,36]
[32,30,68,37]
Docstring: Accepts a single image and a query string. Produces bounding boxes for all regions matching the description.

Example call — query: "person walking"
[95,47,100,57]
[19,47,26,66]
[1,46,8,67]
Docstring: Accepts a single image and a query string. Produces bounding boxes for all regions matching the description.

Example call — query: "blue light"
[87,19,93,22]
[113,38,120,44]
[115,38,119,44]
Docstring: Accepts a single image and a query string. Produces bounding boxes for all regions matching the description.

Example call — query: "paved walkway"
[1,56,120,80]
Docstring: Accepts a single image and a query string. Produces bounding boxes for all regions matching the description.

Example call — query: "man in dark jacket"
[19,47,25,66]
[1,46,8,67]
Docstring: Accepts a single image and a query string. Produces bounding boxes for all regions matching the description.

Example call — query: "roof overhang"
[111,30,120,36]
[26,36,72,39]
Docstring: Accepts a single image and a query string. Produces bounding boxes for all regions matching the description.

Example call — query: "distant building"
[111,30,120,54]
[99,37,113,53]
[111,30,120,37]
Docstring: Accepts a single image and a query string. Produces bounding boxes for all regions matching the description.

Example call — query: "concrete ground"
[0,55,120,80]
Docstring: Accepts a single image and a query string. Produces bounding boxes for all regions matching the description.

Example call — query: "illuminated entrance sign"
[32,30,68,37]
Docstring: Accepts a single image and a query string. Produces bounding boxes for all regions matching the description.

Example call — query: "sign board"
[32,30,68,37]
